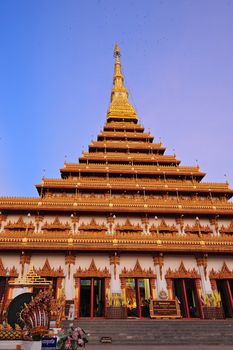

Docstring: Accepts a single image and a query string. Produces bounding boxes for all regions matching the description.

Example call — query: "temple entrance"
[79,278,105,318]
[0,277,7,321]
[216,279,233,318]
[126,278,151,318]
[173,278,200,318]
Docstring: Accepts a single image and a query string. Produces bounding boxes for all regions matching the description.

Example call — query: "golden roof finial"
[114,42,120,57]
[107,43,138,122]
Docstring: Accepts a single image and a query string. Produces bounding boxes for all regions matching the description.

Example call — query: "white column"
[64,255,76,300]
[109,255,121,294]
[153,254,168,298]
[196,256,212,295]
[198,265,212,295]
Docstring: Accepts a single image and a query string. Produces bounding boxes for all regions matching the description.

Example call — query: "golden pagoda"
[0,44,233,320]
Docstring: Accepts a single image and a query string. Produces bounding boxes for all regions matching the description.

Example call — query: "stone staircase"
[62,319,233,345]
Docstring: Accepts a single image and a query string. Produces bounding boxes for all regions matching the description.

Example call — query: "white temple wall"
[119,255,153,271]
[75,253,109,270]
[30,254,65,269]
[207,255,233,272]
[1,254,19,271]
[163,255,197,271]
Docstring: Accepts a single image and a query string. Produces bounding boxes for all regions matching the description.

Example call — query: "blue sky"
[0,0,233,196]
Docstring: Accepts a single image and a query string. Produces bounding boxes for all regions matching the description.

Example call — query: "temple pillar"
[71,214,79,234]
[74,278,79,319]
[20,253,31,277]
[150,278,156,300]
[166,278,173,300]
[210,218,219,236]
[65,254,76,300]
[0,214,7,232]
[153,253,168,298]
[196,255,212,294]
[195,278,204,318]
[109,253,121,294]
[176,217,184,235]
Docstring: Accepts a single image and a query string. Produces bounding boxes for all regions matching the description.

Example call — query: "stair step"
[61,320,233,345]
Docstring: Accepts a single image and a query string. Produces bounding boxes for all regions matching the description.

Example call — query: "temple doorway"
[173,278,200,318]
[216,279,233,318]
[79,278,105,318]
[126,278,151,318]
[0,277,7,322]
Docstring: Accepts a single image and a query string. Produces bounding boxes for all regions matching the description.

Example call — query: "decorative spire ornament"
[107,43,138,122]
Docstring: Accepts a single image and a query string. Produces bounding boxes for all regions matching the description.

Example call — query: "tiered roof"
[0,43,233,218]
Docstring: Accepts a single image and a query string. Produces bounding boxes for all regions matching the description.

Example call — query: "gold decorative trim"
[42,217,70,232]
[79,218,107,233]
[5,216,35,232]
[209,261,233,279]
[120,259,155,278]
[36,258,64,277]
[185,222,212,236]
[74,258,110,278]
[115,219,142,233]
[220,220,233,235]
[150,219,178,235]
[165,261,200,279]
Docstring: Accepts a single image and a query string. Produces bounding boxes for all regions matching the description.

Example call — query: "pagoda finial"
[107,43,138,122]
[114,42,120,57]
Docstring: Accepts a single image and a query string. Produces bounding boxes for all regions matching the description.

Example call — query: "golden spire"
[107,43,138,122]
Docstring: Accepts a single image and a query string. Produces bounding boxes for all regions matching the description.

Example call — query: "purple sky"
[0,0,233,197]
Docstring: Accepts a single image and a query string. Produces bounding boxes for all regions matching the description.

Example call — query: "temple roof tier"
[104,122,144,132]
[1,195,233,215]
[61,163,205,179]
[35,177,233,197]
[0,231,233,253]
[79,152,179,165]
[88,140,165,153]
[98,131,153,142]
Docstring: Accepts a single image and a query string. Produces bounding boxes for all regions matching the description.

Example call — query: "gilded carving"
[78,218,107,234]
[165,261,200,279]
[0,258,17,277]
[209,261,233,279]
[185,221,212,237]
[115,219,143,233]
[120,259,155,278]
[36,258,64,277]
[0,258,7,276]
[150,219,178,236]
[74,258,111,278]
[42,217,70,232]
[220,220,233,235]
[5,216,35,232]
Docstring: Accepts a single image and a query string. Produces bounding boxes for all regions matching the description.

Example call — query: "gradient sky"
[0,0,233,197]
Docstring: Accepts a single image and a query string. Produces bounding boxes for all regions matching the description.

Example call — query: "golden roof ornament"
[107,42,138,122]
[8,265,52,287]
[114,42,121,57]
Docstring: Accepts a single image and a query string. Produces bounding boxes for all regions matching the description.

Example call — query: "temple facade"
[0,44,233,320]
